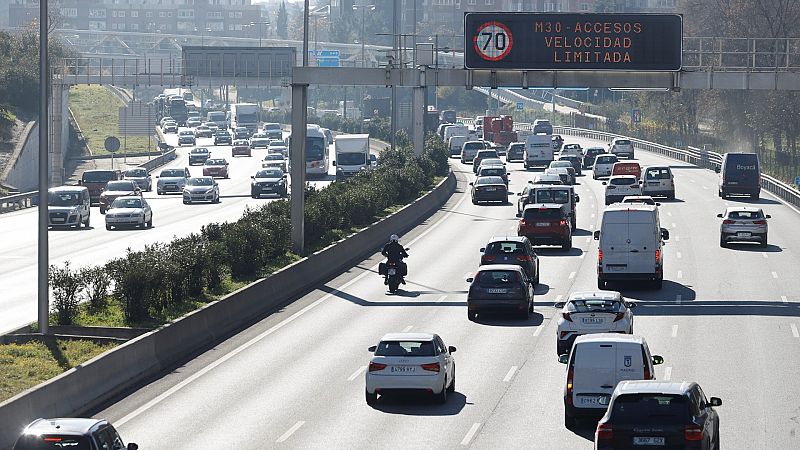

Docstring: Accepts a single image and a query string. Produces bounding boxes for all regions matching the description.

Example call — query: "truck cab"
[333,134,371,181]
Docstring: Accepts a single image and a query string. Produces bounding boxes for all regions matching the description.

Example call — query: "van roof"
[604,203,658,213]
[615,380,696,396]
[575,333,646,345]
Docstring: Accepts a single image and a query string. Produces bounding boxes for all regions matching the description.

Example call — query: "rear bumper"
[721,231,766,242]
[468,298,528,313]
[520,231,570,245]
[642,188,674,197]
[48,214,81,227]
[599,272,660,281]
[473,192,507,202]
[721,184,760,195]
[366,373,444,394]
[564,400,609,418]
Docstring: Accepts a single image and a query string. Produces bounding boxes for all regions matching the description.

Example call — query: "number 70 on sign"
[473,21,513,61]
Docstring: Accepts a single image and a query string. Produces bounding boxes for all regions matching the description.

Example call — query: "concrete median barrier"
[0,171,456,449]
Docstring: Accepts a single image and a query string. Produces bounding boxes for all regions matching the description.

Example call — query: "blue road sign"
[314,49,340,67]
[516,101,524,111]
[795,176,800,186]
[632,108,642,123]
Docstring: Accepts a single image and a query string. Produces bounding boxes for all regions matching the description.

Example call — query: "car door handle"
[601,385,614,389]
[630,249,639,253]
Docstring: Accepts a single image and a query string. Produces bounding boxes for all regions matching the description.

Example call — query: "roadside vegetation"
[69,85,152,155]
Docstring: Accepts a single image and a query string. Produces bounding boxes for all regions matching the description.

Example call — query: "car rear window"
[480,167,506,177]
[124,168,147,177]
[375,340,435,357]
[476,176,504,185]
[615,139,632,145]
[106,181,134,190]
[597,156,617,164]
[645,168,671,180]
[14,435,92,450]
[610,177,637,186]
[567,300,622,313]
[477,151,499,159]
[610,394,689,423]
[534,190,570,204]
[523,207,562,220]
[81,171,116,183]
[728,210,764,220]
[485,241,524,255]
[477,270,520,285]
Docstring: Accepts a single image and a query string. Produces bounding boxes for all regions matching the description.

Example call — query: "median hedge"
[48,133,450,326]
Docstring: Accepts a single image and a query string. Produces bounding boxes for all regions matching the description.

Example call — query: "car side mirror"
[127,444,138,450]
[448,346,457,353]
[469,182,474,186]
[714,166,720,173]
[766,214,771,219]
[601,181,607,185]
[651,355,664,365]
[655,202,661,207]
[624,301,637,308]
[517,192,522,196]
[332,161,337,166]
[479,247,486,253]
[77,180,82,185]
[575,194,580,203]
[553,302,565,308]
[368,345,377,352]
[558,354,569,364]
[593,230,600,240]
[661,228,670,240]
[709,397,722,407]
[716,213,723,218]
[466,277,474,283]
[251,176,255,179]
[283,174,288,178]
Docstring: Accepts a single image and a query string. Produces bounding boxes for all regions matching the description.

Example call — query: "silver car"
[123,167,152,192]
[105,196,153,230]
[554,291,636,356]
[718,207,770,247]
[157,167,191,195]
[183,176,220,204]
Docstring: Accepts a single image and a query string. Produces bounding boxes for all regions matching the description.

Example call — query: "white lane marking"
[676,295,682,304]
[276,421,305,443]
[402,325,414,332]
[772,272,779,279]
[677,270,683,279]
[555,295,563,302]
[116,180,472,427]
[702,185,709,190]
[568,271,576,279]
[675,236,680,242]
[461,423,482,446]
[591,213,596,218]
[533,326,544,337]
[667,212,673,217]
[781,295,788,304]
[589,224,595,230]
[671,223,677,228]
[503,366,518,382]
[437,295,447,303]
[347,366,367,381]
[762,252,768,259]
[663,367,672,381]
[690,179,696,183]
[792,324,799,338]
[676,252,682,259]
[671,325,678,338]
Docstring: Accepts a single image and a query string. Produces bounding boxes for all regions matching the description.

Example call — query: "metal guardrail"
[553,126,800,210]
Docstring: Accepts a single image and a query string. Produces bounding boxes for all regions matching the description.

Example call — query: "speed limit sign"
[473,21,513,62]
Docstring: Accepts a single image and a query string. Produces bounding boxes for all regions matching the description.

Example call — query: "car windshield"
[124,168,147,177]
[256,169,283,178]
[610,177,637,186]
[306,137,325,161]
[477,151,498,159]
[523,208,561,220]
[728,210,764,220]
[535,190,570,204]
[587,147,605,155]
[206,159,225,166]
[597,156,617,164]
[615,139,632,145]
[646,168,671,179]
[263,123,281,130]
[610,394,689,423]
[48,192,81,206]
[375,340,435,357]
[188,178,213,186]
[564,144,581,149]
[81,171,115,183]
[265,155,283,161]
[252,134,266,139]
[337,152,367,165]
[476,176,504,185]
[161,169,185,177]
[192,148,208,154]
[111,197,143,208]
[477,270,520,285]
[480,167,506,177]
[106,181,134,191]
[567,300,622,313]
[13,435,92,450]
[485,241,525,255]
[179,131,193,135]
[551,161,572,168]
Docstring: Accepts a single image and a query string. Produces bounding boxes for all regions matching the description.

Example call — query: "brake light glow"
[684,425,703,441]
[598,250,603,264]
[368,362,387,372]
[421,363,441,372]
[723,219,735,224]
[516,255,531,261]
[519,219,527,226]
[560,220,567,226]
[753,220,767,225]
[655,249,661,263]
[482,255,496,263]
[596,423,613,441]
[43,438,63,442]
[566,366,574,406]
[562,312,573,322]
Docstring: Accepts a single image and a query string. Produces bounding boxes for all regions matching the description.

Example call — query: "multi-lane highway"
[87,136,800,448]
[0,126,372,335]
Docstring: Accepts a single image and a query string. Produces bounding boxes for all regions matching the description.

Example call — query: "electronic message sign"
[464,13,682,71]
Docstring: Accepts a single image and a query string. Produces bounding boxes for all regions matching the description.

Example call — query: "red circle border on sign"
[472,21,514,62]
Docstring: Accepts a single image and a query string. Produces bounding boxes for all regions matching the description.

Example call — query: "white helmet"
[390,234,399,242]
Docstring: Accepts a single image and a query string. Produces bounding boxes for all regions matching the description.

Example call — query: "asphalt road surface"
[89,136,800,449]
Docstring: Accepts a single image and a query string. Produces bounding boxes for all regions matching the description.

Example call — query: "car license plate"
[390,366,415,373]
[633,436,665,446]
[487,288,507,294]
[577,395,608,406]
[737,232,752,238]
[648,182,660,186]
[582,318,604,324]
[606,264,627,272]
[52,218,64,223]
[485,187,497,191]
[388,268,396,276]
[536,222,550,227]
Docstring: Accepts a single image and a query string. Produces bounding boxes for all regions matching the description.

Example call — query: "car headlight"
[278,179,285,185]
[205,189,214,194]
[71,206,82,214]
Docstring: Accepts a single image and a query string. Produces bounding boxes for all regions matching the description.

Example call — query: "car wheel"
[435,380,448,404]
[534,269,540,287]
[251,193,258,199]
[471,198,478,205]
[157,190,163,195]
[183,200,190,204]
[653,278,663,290]
[719,235,727,247]
[562,238,572,251]
[751,192,760,200]
[447,366,456,393]
[668,191,675,200]
[761,234,768,247]
[214,194,220,204]
[105,224,111,231]
[83,214,90,228]
[468,311,477,322]
[365,390,377,406]
[597,277,606,290]
[520,305,530,320]
[146,217,153,228]
[564,413,576,430]
[99,207,106,215]
[528,299,534,313]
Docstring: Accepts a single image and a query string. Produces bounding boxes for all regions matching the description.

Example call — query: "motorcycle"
[379,248,409,293]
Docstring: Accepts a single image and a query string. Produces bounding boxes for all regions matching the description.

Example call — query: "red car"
[231,140,252,157]
[517,203,572,250]
[202,158,230,179]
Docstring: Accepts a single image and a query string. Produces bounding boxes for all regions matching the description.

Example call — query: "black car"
[234,127,251,140]
[188,147,211,165]
[559,155,582,175]
[479,236,539,285]
[507,142,526,162]
[251,168,288,198]
[583,147,606,168]
[596,381,722,450]
[470,176,508,205]
[473,149,500,174]
[214,131,232,146]
[467,265,535,321]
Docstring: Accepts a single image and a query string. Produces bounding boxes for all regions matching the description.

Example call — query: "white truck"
[524,133,554,169]
[334,134,372,181]
[229,103,259,134]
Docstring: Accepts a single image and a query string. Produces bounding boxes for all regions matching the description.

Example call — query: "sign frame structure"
[464,12,683,72]
[182,46,295,84]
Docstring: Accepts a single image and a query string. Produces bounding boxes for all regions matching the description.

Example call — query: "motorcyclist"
[381,234,409,284]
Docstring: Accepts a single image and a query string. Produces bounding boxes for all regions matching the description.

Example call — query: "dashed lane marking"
[671,325,678,337]
[677,270,683,279]
[762,252,768,259]
[667,212,673,217]
[461,423,482,446]
[664,367,672,381]
[402,325,414,332]
[671,223,677,228]
[772,272,779,279]
[792,324,799,339]
[276,421,305,443]
[676,252,682,259]
[503,366,519,382]
[347,366,367,381]
[782,296,788,304]
[568,272,576,279]
[437,295,447,303]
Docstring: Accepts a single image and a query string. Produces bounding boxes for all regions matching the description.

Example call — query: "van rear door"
[616,342,646,381]
[601,212,629,273]
[626,210,658,275]
[573,342,616,409]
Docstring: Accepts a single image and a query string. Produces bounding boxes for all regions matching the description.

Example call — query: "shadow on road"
[473,312,544,327]
[372,391,468,416]
[723,243,782,253]
[319,285,467,307]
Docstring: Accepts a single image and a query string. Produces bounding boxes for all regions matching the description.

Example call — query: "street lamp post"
[246,21,270,47]
[353,4,375,68]
[309,6,329,66]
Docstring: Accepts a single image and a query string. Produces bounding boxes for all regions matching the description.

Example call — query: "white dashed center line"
[676,252,682,259]
[792,324,799,339]
[461,423,482,446]
[671,223,677,228]
[276,421,305,443]
[503,366,519,382]
[675,236,680,242]
[781,296,788,304]
[663,366,672,381]
[568,272,576,279]
[671,325,679,337]
[702,185,709,190]
[772,272,779,279]
[347,366,367,381]
[667,212,672,217]
[677,270,683,279]
[402,325,414,332]
[762,252,768,259]
[591,213,596,218]
[533,326,544,337]
[437,295,447,303]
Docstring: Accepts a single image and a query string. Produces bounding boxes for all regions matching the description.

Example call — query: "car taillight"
[562,312,573,322]
[598,250,603,264]
[753,220,767,225]
[684,425,703,441]
[368,362,386,372]
[613,312,625,322]
[595,423,613,442]
[722,219,735,224]
[559,219,567,226]
[482,255,496,263]
[421,363,441,372]
[643,361,651,380]
[566,367,574,405]
[519,219,527,226]
[655,249,661,263]
[516,255,531,261]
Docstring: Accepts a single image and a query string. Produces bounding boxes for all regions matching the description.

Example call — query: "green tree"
[276,1,288,39]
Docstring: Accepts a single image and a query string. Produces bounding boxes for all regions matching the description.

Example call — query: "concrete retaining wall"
[0,171,457,449]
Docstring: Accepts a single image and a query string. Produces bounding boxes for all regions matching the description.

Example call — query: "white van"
[443,124,468,144]
[592,154,619,179]
[641,165,676,199]
[594,204,669,289]
[524,133,554,169]
[559,333,664,428]
[448,135,469,157]
[461,140,486,164]
[47,186,91,228]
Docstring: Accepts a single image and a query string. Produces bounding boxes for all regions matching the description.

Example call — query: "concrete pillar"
[290,83,308,255]
[50,81,64,186]
[412,86,425,156]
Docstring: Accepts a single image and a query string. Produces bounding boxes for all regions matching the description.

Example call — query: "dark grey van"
[717,152,760,199]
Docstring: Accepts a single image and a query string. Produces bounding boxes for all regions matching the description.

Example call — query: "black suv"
[214,130,232,146]
[583,146,606,169]
[479,236,539,285]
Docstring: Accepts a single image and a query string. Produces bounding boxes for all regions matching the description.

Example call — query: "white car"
[249,133,270,148]
[609,137,634,159]
[262,154,287,171]
[105,196,153,230]
[532,173,563,185]
[554,291,636,355]
[545,167,573,185]
[269,144,288,156]
[365,332,456,405]
[560,143,584,158]
[182,176,220,204]
[592,154,619,179]
[603,175,642,205]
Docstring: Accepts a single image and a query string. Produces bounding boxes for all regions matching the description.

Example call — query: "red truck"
[482,115,517,149]
[79,169,123,205]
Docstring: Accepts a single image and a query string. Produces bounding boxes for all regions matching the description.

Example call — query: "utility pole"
[291,0,310,255]
[38,0,49,334]
[391,0,398,152]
